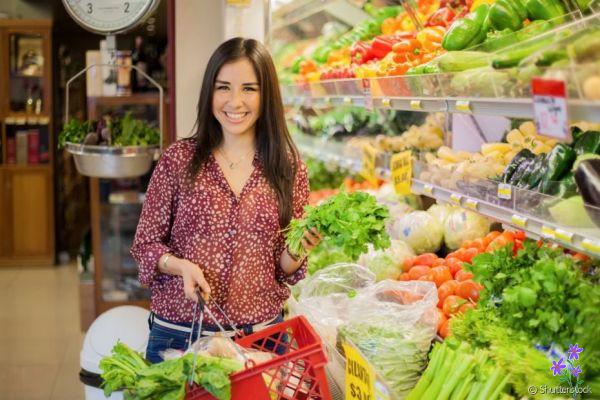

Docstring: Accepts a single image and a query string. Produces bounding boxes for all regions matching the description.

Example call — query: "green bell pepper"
[442,5,490,51]
[573,131,600,156]
[312,45,333,64]
[489,0,524,31]
[291,56,305,74]
[571,126,585,142]
[525,0,566,21]
[549,172,578,198]
[539,143,577,194]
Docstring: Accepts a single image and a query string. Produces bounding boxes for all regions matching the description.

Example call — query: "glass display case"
[9,32,45,114]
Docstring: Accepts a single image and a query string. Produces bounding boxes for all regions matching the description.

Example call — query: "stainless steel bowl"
[65,143,160,179]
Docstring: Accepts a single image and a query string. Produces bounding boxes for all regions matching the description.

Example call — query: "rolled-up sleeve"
[131,150,178,286]
[275,160,310,285]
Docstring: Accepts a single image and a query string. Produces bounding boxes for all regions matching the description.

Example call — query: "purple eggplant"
[574,158,600,226]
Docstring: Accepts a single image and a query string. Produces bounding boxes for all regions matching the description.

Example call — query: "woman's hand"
[180,261,211,303]
[301,227,322,254]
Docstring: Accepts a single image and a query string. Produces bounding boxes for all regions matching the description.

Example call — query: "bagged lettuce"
[444,208,490,250]
[391,211,444,254]
[358,240,415,281]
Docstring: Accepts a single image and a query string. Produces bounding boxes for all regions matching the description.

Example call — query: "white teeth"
[225,112,247,121]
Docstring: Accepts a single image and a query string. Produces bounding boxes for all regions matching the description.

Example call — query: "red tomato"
[408,265,432,280]
[486,236,510,252]
[437,308,447,333]
[431,258,446,267]
[460,248,480,263]
[484,231,502,243]
[398,272,411,281]
[418,273,435,283]
[431,266,452,287]
[458,302,476,314]
[513,230,526,241]
[445,257,463,276]
[403,257,415,272]
[469,238,486,253]
[439,319,451,338]
[414,253,438,267]
[455,270,474,282]
[437,280,458,308]
[456,280,480,302]
[443,295,466,316]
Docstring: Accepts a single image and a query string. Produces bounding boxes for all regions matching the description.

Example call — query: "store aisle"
[0,265,84,400]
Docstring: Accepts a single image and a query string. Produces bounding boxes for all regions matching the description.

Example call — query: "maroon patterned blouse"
[131,139,309,325]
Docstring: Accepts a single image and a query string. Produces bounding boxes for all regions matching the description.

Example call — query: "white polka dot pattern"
[131,139,309,324]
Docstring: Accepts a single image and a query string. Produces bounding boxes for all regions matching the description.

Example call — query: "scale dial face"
[62,0,158,34]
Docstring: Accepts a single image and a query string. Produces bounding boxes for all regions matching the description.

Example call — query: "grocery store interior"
[0,0,599,399]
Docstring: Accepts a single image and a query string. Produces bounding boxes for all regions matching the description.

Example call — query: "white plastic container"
[80,306,150,399]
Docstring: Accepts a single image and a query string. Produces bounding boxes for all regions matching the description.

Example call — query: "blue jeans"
[145,312,286,364]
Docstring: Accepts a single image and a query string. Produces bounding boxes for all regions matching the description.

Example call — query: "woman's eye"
[216,85,229,91]
[243,87,257,92]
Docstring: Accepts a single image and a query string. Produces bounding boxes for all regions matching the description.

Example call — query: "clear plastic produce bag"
[337,280,439,399]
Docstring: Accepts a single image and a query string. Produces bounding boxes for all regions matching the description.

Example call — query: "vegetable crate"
[186,315,332,400]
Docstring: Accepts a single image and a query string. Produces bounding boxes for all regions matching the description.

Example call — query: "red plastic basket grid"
[186,315,332,400]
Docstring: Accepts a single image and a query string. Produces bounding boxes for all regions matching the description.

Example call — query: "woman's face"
[212,58,261,139]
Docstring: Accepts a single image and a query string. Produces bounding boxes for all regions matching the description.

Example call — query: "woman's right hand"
[181,261,211,302]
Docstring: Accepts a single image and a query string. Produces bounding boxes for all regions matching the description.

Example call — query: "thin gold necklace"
[218,147,255,170]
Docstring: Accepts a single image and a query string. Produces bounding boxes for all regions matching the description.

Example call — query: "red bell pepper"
[371,36,395,59]
[350,41,375,64]
[425,7,456,27]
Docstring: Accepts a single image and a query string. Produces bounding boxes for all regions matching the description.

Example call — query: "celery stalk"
[437,353,475,400]
[450,373,475,400]
[477,367,502,400]
[407,344,446,400]
[465,382,482,400]
[422,349,461,400]
[489,373,511,400]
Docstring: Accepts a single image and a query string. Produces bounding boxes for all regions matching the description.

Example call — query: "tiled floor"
[0,265,84,400]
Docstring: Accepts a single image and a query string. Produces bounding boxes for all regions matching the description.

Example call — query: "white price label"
[582,239,600,255]
[555,228,574,244]
[381,98,392,108]
[456,100,471,113]
[465,198,478,210]
[343,97,353,105]
[541,225,556,239]
[450,193,462,205]
[511,214,528,228]
[532,78,569,140]
[410,100,422,110]
[423,184,434,196]
[497,183,512,200]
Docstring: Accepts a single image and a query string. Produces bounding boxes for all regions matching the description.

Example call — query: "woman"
[131,37,321,363]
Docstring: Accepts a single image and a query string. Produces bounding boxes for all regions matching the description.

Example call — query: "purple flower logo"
[571,366,582,378]
[551,358,567,376]
[568,344,583,361]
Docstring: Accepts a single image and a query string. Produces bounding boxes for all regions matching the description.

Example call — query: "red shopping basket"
[186,315,331,400]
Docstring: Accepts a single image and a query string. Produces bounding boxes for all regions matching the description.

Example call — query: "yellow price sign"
[390,151,412,195]
[361,145,378,185]
[344,342,375,400]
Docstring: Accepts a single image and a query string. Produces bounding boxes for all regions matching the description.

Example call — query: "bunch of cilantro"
[285,190,390,260]
[100,342,242,400]
[461,240,600,376]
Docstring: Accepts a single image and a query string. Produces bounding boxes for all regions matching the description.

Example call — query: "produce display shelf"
[271,0,369,33]
[284,92,600,122]
[295,134,600,259]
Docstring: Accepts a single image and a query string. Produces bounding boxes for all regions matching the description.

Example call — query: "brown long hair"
[187,37,299,228]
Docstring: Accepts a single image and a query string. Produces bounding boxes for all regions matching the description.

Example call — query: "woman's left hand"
[301,227,323,254]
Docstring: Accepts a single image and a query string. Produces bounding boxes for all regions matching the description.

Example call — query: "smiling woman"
[130,37,322,363]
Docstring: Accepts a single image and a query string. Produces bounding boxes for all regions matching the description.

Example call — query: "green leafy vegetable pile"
[100,342,242,400]
[307,242,353,275]
[112,112,160,147]
[58,119,92,149]
[305,157,348,191]
[285,190,390,260]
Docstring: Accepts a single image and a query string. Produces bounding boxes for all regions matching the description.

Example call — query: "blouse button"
[229,229,236,236]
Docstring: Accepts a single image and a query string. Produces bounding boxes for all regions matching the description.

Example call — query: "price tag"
[555,228,574,244]
[362,79,373,111]
[344,342,376,400]
[511,214,528,228]
[343,97,353,105]
[582,239,600,255]
[390,151,412,195]
[465,198,478,210]
[323,97,331,105]
[497,183,512,200]
[381,98,391,108]
[361,144,378,185]
[532,78,569,140]
[423,184,434,196]
[410,100,422,110]
[541,225,556,239]
[456,100,471,113]
[450,193,462,205]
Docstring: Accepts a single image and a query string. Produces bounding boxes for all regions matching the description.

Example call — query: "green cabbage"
[358,240,415,281]
[444,208,490,250]
[393,211,444,254]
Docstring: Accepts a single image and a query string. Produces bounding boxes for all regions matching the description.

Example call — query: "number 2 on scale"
[350,383,371,400]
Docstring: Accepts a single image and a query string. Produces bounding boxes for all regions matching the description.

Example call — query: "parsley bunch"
[285,190,390,260]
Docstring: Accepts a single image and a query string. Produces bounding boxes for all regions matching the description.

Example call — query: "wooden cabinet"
[0,20,54,267]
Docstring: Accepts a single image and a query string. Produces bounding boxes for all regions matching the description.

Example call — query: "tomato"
[439,318,451,338]
[469,238,486,253]
[414,253,438,267]
[398,272,411,281]
[431,266,452,287]
[486,236,510,252]
[403,257,415,273]
[458,302,476,314]
[513,239,524,255]
[501,231,516,242]
[460,248,480,263]
[455,270,474,282]
[436,308,447,333]
[513,230,526,241]
[437,280,458,308]
[445,257,463,276]
[443,295,466,316]
[408,265,432,280]
[456,280,480,302]
[418,273,435,283]
[484,231,502,243]
[431,258,446,267]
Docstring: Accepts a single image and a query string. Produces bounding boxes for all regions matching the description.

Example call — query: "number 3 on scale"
[86,2,129,13]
